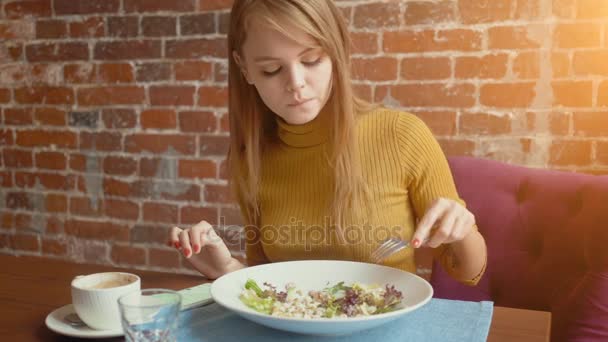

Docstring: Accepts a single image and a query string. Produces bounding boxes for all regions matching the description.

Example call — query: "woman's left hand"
[411,198,476,248]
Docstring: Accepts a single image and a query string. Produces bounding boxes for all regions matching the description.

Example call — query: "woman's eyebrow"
[253,47,319,62]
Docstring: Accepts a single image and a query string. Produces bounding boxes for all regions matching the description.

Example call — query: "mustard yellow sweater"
[245,107,477,284]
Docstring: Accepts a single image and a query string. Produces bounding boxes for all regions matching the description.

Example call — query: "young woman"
[168,0,487,284]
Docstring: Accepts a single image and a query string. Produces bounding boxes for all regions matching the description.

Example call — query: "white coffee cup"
[71,272,140,331]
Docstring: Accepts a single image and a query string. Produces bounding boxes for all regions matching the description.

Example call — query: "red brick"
[1,212,14,229]
[552,81,593,107]
[14,213,31,231]
[199,0,233,11]
[402,57,451,80]
[142,16,176,37]
[577,0,608,19]
[26,43,88,62]
[353,2,400,29]
[150,86,196,106]
[80,132,122,151]
[69,17,105,38]
[599,82,608,106]
[3,149,32,168]
[458,0,511,23]
[383,29,481,53]
[204,184,233,204]
[375,84,475,108]
[552,52,571,78]
[36,20,68,39]
[64,63,96,83]
[107,16,138,37]
[573,51,608,76]
[38,173,76,191]
[68,154,86,171]
[16,130,76,148]
[513,0,541,20]
[480,83,536,108]
[96,63,134,83]
[549,140,592,166]
[165,38,227,59]
[78,86,145,106]
[179,111,217,133]
[83,244,109,263]
[512,52,540,79]
[136,62,171,82]
[132,180,201,202]
[553,0,575,18]
[104,199,139,220]
[54,0,120,15]
[405,1,455,25]
[102,109,136,129]
[143,203,178,223]
[103,178,131,197]
[0,21,34,40]
[414,111,457,136]
[179,159,216,179]
[4,108,33,125]
[42,238,67,256]
[437,139,475,156]
[554,23,601,48]
[353,84,373,103]
[488,26,542,49]
[572,112,608,137]
[0,89,10,103]
[11,234,40,252]
[455,54,508,79]
[46,194,67,213]
[125,134,196,155]
[103,156,137,175]
[139,158,163,177]
[5,0,52,19]
[219,113,230,133]
[180,206,217,225]
[70,197,103,217]
[219,206,243,226]
[597,142,608,165]
[30,64,62,85]
[525,112,570,135]
[15,86,74,105]
[0,64,26,84]
[141,109,177,129]
[0,171,12,187]
[0,129,15,146]
[200,135,230,156]
[352,57,398,81]
[111,245,146,266]
[350,32,378,55]
[149,248,180,269]
[35,151,66,170]
[124,0,195,13]
[214,62,228,82]
[35,107,66,126]
[218,159,228,180]
[94,41,162,60]
[459,112,511,135]
[198,86,228,107]
[174,61,212,81]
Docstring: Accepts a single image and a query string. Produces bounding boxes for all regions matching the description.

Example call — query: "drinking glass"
[118,289,182,342]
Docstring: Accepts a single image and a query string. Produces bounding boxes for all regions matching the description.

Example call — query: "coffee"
[89,279,130,289]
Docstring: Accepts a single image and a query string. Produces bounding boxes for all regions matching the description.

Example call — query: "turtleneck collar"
[276,109,331,148]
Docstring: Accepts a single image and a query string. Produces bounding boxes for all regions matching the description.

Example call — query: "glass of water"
[118,289,182,342]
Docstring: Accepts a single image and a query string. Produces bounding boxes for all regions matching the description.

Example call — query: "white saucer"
[45,304,124,339]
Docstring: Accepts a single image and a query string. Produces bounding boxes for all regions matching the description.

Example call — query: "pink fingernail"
[193,244,200,253]
[184,248,191,257]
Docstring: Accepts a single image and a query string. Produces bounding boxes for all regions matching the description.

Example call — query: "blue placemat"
[177,298,494,342]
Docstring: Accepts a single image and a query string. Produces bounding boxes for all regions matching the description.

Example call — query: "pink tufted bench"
[431,156,608,341]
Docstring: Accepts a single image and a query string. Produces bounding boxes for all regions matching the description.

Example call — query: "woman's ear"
[232,51,253,85]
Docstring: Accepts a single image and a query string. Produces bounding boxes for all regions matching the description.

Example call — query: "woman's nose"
[286,65,305,93]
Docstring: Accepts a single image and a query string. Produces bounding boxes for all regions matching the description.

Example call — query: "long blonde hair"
[227,0,369,229]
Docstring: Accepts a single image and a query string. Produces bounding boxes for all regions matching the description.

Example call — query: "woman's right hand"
[168,220,234,277]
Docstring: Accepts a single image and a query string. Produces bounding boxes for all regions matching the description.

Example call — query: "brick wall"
[1,0,607,275]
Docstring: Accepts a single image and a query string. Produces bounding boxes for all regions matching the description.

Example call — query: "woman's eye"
[262,68,281,76]
[302,57,322,66]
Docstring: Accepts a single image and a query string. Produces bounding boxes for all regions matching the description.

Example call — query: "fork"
[370,237,413,264]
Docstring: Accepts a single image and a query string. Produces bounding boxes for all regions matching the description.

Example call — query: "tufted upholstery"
[430,156,608,341]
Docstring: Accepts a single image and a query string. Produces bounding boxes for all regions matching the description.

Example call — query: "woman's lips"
[288,98,313,107]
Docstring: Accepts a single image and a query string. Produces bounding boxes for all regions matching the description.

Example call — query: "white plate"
[211,260,433,335]
[45,304,123,339]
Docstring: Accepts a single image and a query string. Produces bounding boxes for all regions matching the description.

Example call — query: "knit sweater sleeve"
[394,111,484,286]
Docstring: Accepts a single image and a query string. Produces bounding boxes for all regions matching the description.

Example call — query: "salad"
[239,279,404,318]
